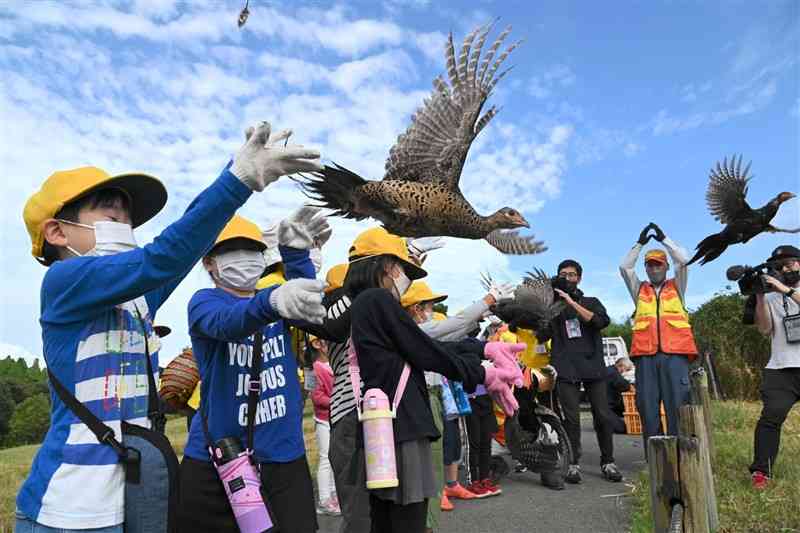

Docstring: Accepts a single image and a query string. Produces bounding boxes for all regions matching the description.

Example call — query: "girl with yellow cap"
[343,227,524,532]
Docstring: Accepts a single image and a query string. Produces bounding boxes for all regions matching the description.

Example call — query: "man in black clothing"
[606,358,634,434]
[549,259,623,483]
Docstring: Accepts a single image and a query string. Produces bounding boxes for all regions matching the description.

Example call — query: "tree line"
[0,356,50,448]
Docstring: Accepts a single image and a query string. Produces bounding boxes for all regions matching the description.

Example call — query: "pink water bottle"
[348,340,411,491]
[361,388,399,489]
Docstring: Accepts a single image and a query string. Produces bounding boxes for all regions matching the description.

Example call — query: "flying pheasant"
[688,155,798,265]
[483,269,565,331]
[297,24,546,255]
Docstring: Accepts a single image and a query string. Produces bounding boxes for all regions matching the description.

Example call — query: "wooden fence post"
[679,404,719,531]
[678,436,710,533]
[648,436,680,533]
[689,368,715,461]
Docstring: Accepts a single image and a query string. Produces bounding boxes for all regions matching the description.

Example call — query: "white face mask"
[391,267,412,301]
[58,219,137,257]
[213,249,266,291]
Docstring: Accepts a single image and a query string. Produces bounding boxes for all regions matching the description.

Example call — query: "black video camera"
[726,263,778,296]
[551,276,582,300]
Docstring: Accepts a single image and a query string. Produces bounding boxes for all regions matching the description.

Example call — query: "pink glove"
[483,364,520,416]
[484,342,525,387]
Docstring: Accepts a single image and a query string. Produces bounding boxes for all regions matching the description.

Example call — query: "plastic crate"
[622,389,637,413]
[624,411,668,435]
[624,412,642,435]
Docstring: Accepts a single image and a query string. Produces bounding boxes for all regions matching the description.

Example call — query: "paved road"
[318,416,647,533]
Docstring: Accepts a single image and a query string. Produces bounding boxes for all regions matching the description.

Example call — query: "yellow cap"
[325,263,348,293]
[214,215,266,251]
[400,281,447,308]
[348,227,426,280]
[23,166,166,263]
[644,249,668,266]
[256,269,286,290]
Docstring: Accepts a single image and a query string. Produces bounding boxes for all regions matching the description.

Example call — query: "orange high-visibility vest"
[630,279,698,360]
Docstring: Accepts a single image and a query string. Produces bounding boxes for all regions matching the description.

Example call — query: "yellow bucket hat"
[23,166,167,263]
[400,281,447,308]
[325,263,349,293]
[348,227,426,280]
[213,215,266,251]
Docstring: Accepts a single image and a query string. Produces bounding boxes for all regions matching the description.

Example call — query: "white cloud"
[528,64,575,99]
[650,16,796,136]
[0,2,563,362]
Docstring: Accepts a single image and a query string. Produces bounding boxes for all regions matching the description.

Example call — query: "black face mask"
[782,270,800,287]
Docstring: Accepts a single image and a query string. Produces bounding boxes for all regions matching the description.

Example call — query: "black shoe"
[601,462,623,482]
[565,464,582,484]
[514,461,528,473]
[540,471,565,490]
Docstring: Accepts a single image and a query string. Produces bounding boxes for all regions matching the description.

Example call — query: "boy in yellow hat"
[179,212,331,532]
[17,122,321,532]
[401,280,514,523]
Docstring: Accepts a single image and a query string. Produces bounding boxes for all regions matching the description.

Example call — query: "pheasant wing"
[383,23,520,190]
[485,230,546,255]
[516,269,565,320]
[706,154,755,224]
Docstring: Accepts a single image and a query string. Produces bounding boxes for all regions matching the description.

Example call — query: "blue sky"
[1,0,798,365]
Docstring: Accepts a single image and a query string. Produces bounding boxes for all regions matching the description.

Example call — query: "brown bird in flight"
[297,23,546,255]
[688,154,798,265]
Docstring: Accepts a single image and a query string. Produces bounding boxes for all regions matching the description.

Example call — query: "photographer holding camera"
[620,223,698,451]
[549,260,622,483]
[749,245,800,490]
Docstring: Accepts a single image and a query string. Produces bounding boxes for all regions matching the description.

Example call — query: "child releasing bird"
[296,23,546,255]
[688,155,797,265]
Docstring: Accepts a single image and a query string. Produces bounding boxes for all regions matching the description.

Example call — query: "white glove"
[406,237,445,263]
[231,122,323,192]
[278,206,331,249]
[489,282,515,302]
[261,222,281,267]
[310,247,323,274]
[268,278,327,324]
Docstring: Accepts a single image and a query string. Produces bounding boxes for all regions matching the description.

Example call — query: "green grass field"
[0,403,320,531]
[629,401,800,533]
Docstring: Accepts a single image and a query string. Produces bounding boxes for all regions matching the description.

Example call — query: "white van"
[602,336,628,367]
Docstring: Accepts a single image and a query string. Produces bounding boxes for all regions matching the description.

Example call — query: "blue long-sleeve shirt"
[17,166,251,530]
[183,246,314,464]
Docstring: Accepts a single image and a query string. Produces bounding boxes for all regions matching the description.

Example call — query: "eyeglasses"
[558,272,579,280]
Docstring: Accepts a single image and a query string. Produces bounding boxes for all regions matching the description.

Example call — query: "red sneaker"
[466,480,491,498]
[440,492,454,511]
[444,482,477,500]
[482,478,502,496]
[752,471,769,490]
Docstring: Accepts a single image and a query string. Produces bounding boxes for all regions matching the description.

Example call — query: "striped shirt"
[323,293,361,425]
[17,167,251,529]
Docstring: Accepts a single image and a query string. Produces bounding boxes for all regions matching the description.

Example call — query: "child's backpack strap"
[348,336,411,419]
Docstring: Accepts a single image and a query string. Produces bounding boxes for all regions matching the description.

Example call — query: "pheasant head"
[486,207,530,230]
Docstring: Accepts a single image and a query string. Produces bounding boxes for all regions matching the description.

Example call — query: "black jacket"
[549,295,611,382]
[605,366,631,416]
[350,288,486,444]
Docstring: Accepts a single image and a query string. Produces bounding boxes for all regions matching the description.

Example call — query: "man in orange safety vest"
[620,222,698,447]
